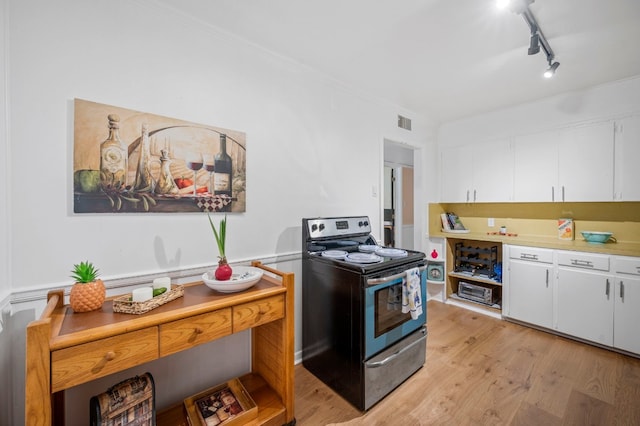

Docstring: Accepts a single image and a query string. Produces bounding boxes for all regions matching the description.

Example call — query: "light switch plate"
[488,218,495,227]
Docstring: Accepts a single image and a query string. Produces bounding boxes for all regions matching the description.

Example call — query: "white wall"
[1,0,13,424]
[7,0,432,294]
[3,0,435,423]
[437,76,640,147]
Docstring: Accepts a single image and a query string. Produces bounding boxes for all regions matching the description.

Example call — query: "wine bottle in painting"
[134,123,153,192]
[100,114,128,189]
[214,133,233,212]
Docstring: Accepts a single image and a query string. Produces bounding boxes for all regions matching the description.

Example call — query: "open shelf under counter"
[448,271,502,286]
[446,294,502,319]
[443,236,504,315]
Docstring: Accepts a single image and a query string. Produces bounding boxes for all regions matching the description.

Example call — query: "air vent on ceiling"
[397,115,412,131]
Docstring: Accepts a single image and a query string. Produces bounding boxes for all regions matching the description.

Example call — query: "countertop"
[430,231,640,257]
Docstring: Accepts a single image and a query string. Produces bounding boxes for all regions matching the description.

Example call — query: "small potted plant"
[69,261,106,312]
[208,214,232,280]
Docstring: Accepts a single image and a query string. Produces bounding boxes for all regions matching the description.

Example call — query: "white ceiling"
[155,0,640,123]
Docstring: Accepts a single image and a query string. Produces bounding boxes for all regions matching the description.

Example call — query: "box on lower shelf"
[156,373,285,426]
[183,378,257,426]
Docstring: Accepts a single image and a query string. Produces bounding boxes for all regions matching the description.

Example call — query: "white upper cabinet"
[513,130,560,202]
[441,145,473,203]
[440,139,513,203]
[558,121,614,201]
[473,139,513,202]
[513,121,615,202]
[614,115,640,201]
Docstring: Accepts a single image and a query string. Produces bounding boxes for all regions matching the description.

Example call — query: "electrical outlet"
[371,185,378,197]
[488,218,495,227]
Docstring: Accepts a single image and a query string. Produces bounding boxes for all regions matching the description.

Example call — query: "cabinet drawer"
[233,295,284,333]
[159,308,232,357]
[509,246,553,263]
[51,327,158,392]
[614,256,640,276]
[557,250,609,271]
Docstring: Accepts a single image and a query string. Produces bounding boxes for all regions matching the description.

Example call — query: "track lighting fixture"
[528,32,540,55]
[497,0,560,77]
[544,61,560,78]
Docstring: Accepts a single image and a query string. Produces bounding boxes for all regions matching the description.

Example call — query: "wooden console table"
[25,261,295,426]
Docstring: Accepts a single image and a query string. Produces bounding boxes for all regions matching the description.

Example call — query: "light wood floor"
[294,300,640,425]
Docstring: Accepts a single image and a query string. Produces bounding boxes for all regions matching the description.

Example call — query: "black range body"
[301,216,427,411]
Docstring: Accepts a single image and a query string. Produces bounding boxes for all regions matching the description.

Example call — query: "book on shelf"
[440,213,452,231]
[447,212,466,231]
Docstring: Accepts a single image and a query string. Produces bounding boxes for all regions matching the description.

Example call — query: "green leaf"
[70,260,100,283]
[208,214,227,258]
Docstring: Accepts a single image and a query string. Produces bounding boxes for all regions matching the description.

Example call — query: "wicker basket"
[113,285,184,315]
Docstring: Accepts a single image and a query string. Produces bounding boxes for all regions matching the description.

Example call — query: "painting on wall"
[73,98,246,213]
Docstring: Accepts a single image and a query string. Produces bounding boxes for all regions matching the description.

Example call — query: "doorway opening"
[383,141,416,250]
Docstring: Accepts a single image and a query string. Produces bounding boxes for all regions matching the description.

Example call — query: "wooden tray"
[184,378,257,426]
[113,285,184,314]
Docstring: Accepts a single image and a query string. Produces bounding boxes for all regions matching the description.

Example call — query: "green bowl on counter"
[581,231,614,244]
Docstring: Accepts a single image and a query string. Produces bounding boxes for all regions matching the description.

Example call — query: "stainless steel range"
[302,216,427,411]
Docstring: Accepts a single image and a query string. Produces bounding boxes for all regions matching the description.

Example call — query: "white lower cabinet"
[556,266,614,346]
[613,256,640,354]
[506,247,640,356]
[556,250,613,346]
[504,246,554,329]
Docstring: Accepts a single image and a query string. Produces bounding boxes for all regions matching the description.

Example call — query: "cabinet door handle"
[551,186,555,202]
[620,281,625,302]
[521,253,538,260]
[562,186,565,202]
[605,279,610,299]
[545,269,549,288]
[105,351,116,361]
[466,190,470,202]
[473,189,477,202]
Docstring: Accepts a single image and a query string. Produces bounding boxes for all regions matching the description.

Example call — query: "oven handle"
[364,329,427,368]
[366,265,426,286]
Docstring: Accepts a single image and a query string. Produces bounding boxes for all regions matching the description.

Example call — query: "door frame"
[382,139,421,250]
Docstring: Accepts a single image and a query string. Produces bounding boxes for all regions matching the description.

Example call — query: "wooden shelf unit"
[445,238,503,311]
[25,261,295,426]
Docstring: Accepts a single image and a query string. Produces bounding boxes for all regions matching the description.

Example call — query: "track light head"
[528,33,540,55]
[497,0,535,14]
[544,61,560,78]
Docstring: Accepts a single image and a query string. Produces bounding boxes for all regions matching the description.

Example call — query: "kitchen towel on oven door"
[402,267,422,320]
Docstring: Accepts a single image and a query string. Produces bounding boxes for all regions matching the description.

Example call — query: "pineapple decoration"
[208,214,233,280]
[69,261,106,313]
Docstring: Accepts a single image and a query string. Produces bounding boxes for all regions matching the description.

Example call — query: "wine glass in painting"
[203,153,215,195]
[185,152,203,196]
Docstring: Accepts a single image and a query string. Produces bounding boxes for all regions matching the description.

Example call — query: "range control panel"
[305,216,371,239]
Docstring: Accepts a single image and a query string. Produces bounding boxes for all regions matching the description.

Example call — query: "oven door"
[364,264,426,359]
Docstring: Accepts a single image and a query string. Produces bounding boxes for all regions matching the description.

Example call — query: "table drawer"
[51,327,158,392]
[159,308,232,357]
[233,295,284,333]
